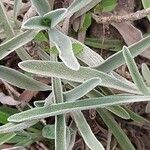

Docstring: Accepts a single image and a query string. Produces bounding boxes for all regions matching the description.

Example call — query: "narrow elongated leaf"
[0,120,38,133]
[42,125,55,139]
[97,109,135,150]
[0,65,51,91]
[14,0,22,19]
[107,106,130,119]
[123,46,150,95]
[72,111,104,150]
[64,78,101,102]
[31,0,51,16]
[19,60,139,94]
[0,133,16,145]
[142,63,150,85]
[0,30,38,60]
[94,35,150,72]
[8,95,150,122]
[67,0,93,16]
[48,29,80,70]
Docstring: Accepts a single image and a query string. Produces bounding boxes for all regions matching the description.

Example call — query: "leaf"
[67,0,93,16]
[22,9,67,29]
[97,109,135,150]
[0,111,9,124]
[14,0,22,19]
[0,65,51,91]
[31,0,51,16]
[64,78,101,102]
[42,125,55,139]
[0,120,38,133]
[19,60,139,94]
[141,0,150,21]
[48,29,80,70]
[0,30,38,60]
[94,34,150,72]
[72,111,104,150]
[8,95,150,122]
[123,46,150,95]
[0,133,16,145]
[81,13,92,31]
[142,63,150,85]
[107,105,130,119]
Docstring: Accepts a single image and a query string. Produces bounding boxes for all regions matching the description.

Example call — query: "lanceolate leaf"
[72,111,105,150]
[141,0,150,21]
[48,29,80,70]
[94,34,150,72]
[123,46,150,95]
[0,120,38,133]
[97,109,135,150]
[31,0,51,16]
[0,65,51,91]
[0,30,39,60]
[64,78,101,102]
[19,60,139,94]
[14,0,22,20]
[8,95,150,122]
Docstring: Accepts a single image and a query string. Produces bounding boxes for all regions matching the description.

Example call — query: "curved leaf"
[142,63,150,85]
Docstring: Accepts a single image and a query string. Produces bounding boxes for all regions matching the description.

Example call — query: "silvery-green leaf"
[142,63,150,85]
[97,109,135,150]
[8,95,150,122]
[72,111,104,150]
[0,133,16,145]
[14,0,22,20]
[31,0,51,16]
[0,120,38,133]
[44,8,67,28]
[141,0,150,21]
[95,35,150,72]
[64,78,101,102]
[22,16,47,30]
[42,125,55,139]
[0,65,51,91]
[48,29,80,70]
[67,0,93,17]
[123,46,150,95]
[0,30,39,60]
[19,60,139,94]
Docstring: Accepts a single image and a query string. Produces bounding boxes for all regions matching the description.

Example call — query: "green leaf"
[0,30,38,60]
[19,60,139,94]
[94,34,150,72]
[42,125,55,139]
[0,133,16,145]
[0,65,51,91]
[14,0,22,20]
[8,95,150,122]
[141,0,150,21]
[97,109,135,150]
[123,46,150,95]
[72,111,104,150]
[67,0,93,16]
[31,0,51,16]
[22,8,67,29]
[0,120,38,133]
[64,78,101,102]
[34,32,48,42]
[81,13,92,31]
[142,63,150,85]
[48,29,80,70]
[0,111,9,124]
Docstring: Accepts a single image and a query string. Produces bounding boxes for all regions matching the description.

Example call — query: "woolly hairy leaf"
[31,0,51,16]
[0,133,16,145]
[14,0,22,19]
[8,95,150,122]
[42,125,55,139]
[123,46,150,95]
[142,63,150,85]
[141,0,150,21]
[0,30,38,60]
[19,60,139,94]
[95,34,150,72]
[0,66,51,91]
[48,29,80,70]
